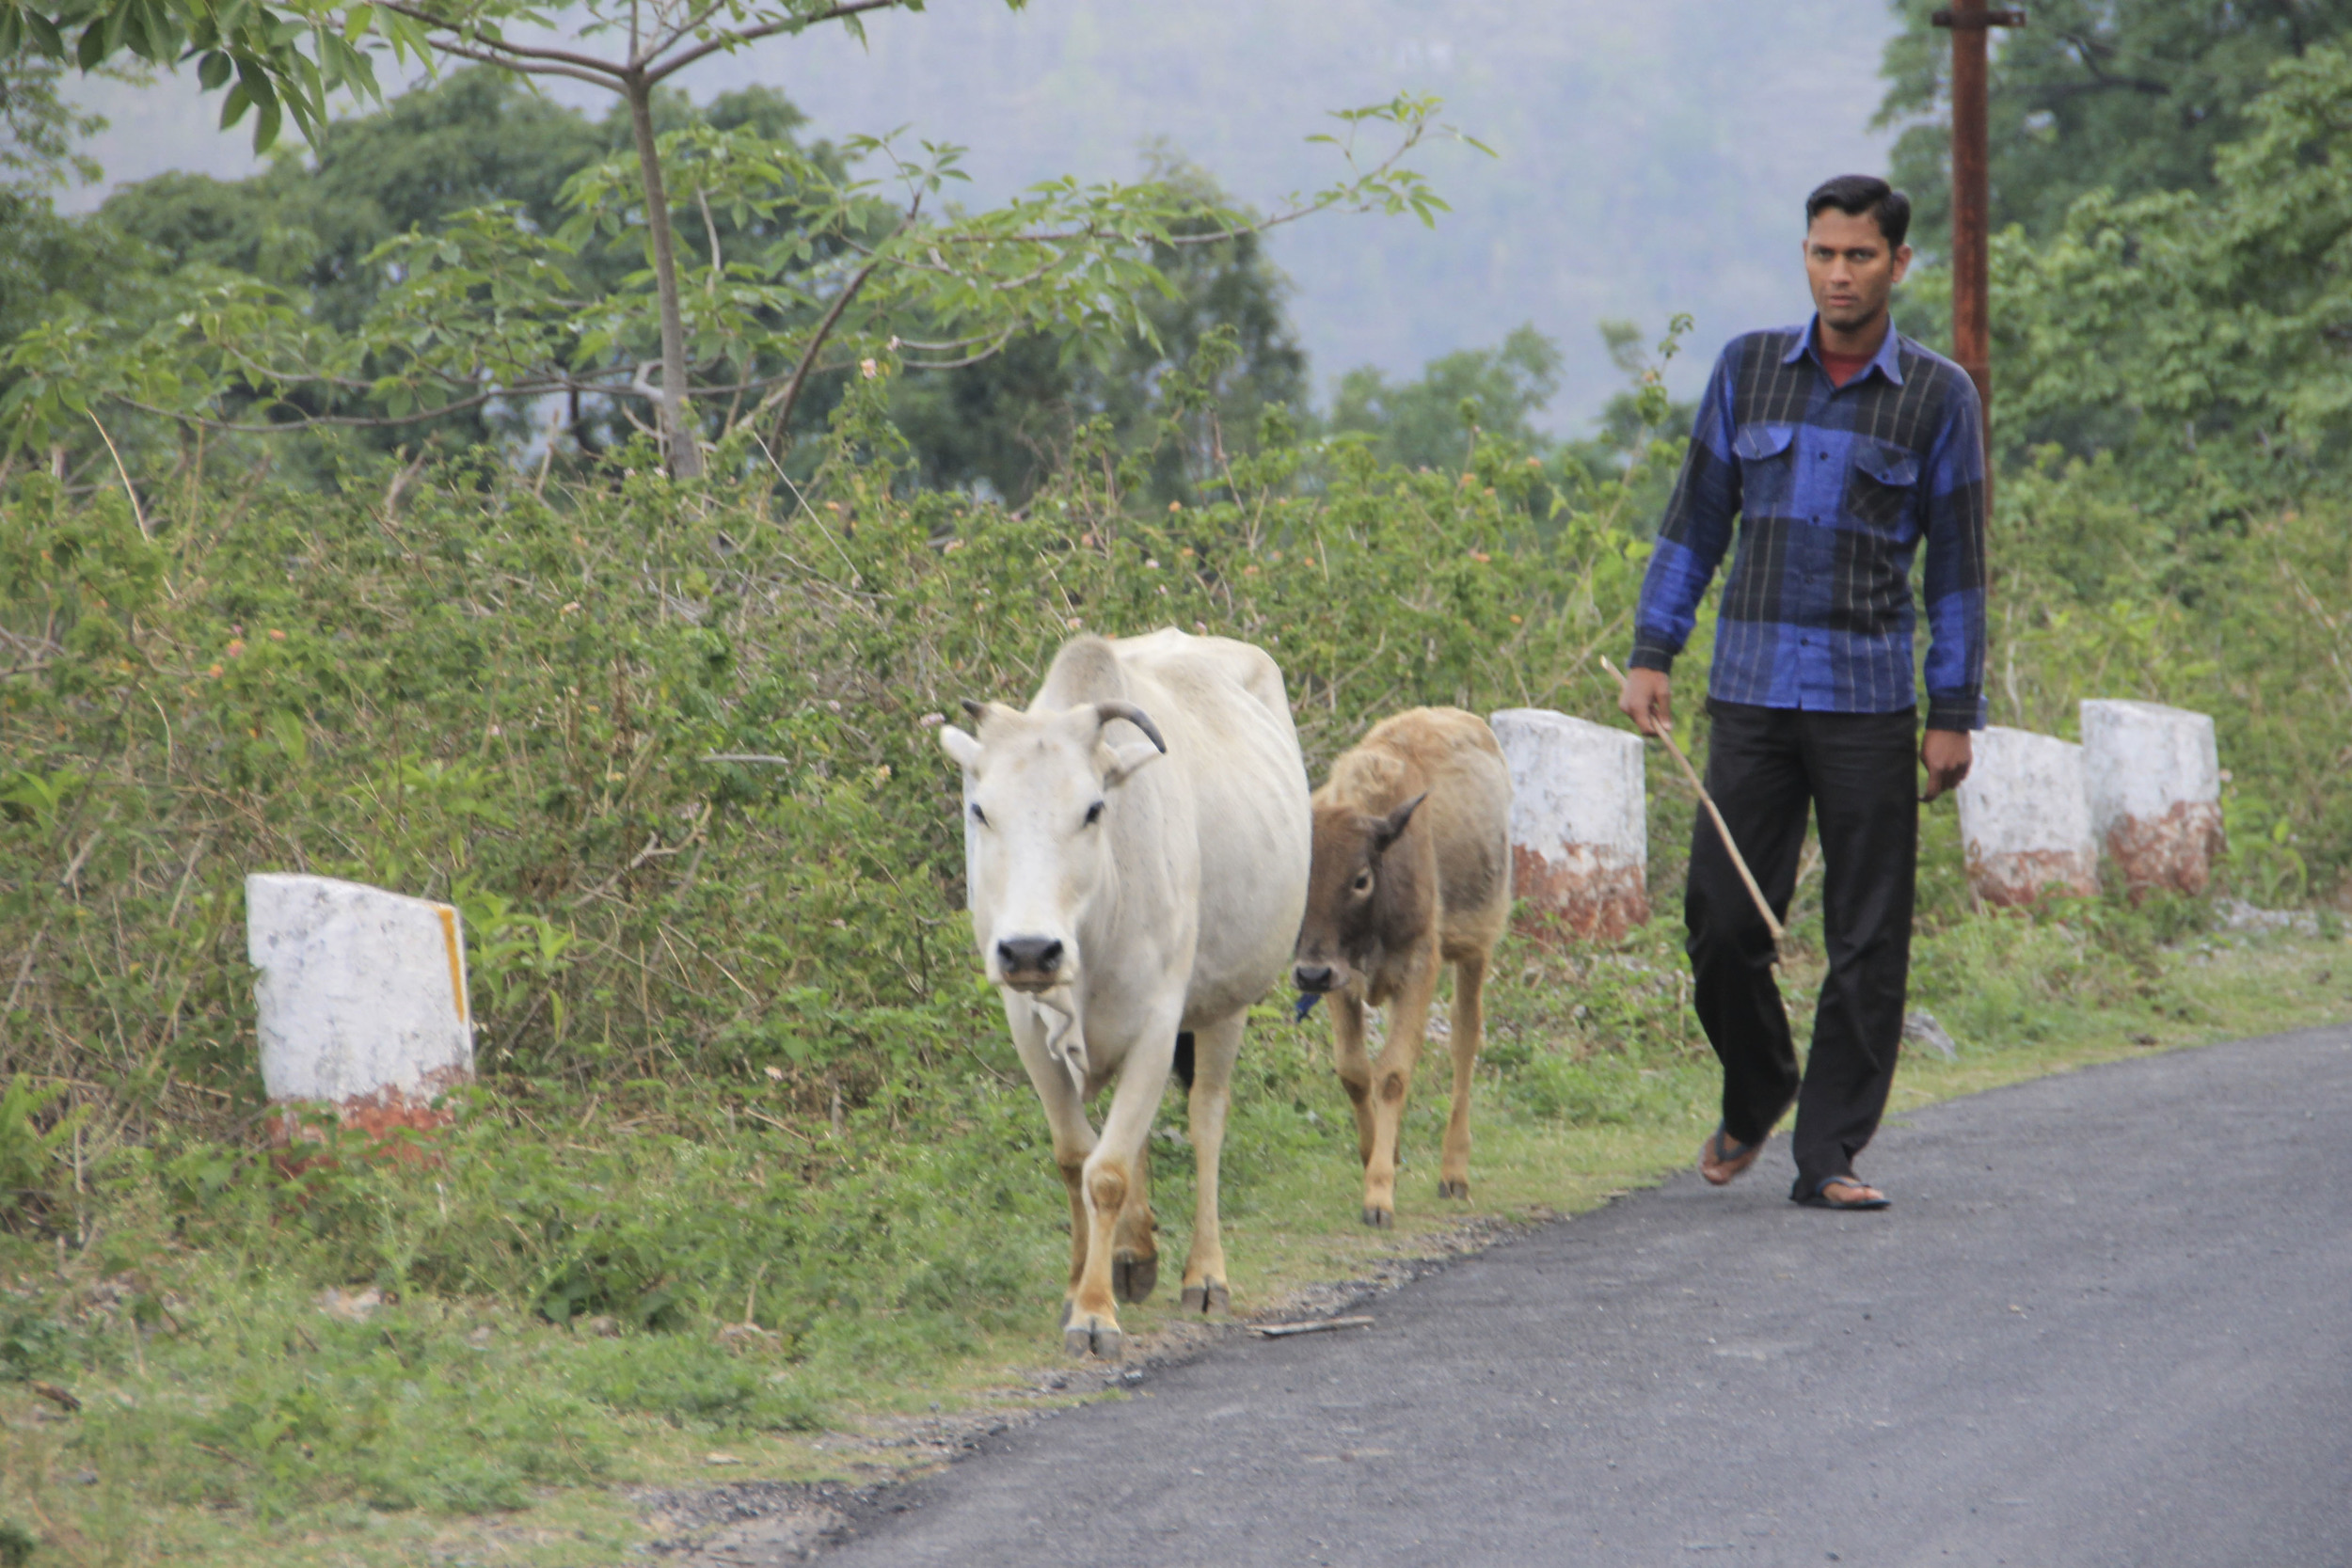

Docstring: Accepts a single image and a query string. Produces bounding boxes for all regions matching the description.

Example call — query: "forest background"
[0,0,2350,1560]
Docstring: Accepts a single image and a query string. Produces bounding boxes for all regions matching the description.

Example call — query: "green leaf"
[24,8,66,55]
[199,49,232,89]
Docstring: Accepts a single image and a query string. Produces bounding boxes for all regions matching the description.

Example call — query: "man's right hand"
[1619,666,1674,736]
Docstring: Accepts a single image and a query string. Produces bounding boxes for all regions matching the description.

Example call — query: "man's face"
[1804,208,1911,335]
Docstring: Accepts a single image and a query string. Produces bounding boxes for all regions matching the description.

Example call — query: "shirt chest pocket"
[1731,423,1798,515]
[1845,440,1921,534]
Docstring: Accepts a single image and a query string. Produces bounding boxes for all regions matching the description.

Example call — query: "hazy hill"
[67,0,1900,426]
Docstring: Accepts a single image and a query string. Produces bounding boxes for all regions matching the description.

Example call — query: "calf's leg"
[1438,951,1487,1198]
[1328,990,1377,1168]
[1360,949,1438,1228]
[1179,1009,1247,1314]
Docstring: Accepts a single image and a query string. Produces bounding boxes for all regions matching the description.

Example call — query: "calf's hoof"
[1437,1179,1470,1200]
[1063,1319,1124,1361]
[1112,1251,1157,1305]
[1179,1279,1230,1315]
[1360,1204,1393,1229]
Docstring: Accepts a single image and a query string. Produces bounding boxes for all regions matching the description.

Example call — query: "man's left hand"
[1920,729,1973,801]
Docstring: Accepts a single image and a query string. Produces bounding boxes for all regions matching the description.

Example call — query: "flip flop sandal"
[1797,1173,1891,1211]
[1699,1124,1764,1186]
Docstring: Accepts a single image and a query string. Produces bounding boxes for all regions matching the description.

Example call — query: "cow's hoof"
[1180,1279,1229,1315]
[1112,1251,1158,1304]
[1361,1204,1393,1228]
[1063,1322,1123,1361]
[1438,1179,1470,1199]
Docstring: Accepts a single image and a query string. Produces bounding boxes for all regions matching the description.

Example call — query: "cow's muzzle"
[1292,962,1338,994]
[996,935,1066,989]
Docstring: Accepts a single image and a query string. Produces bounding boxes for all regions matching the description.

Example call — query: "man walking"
[1617,174,1985,1211]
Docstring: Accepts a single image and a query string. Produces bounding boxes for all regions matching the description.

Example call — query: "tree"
[0,0,388,150]
[70,78,1315,487]
[1329,324,1564,472]
[1875,0,2352,255]
[5,0,1464,479]
[11,88,1455,491]
[889,160,1309,506]
[0,55,151,462]
[1988,42,2352,496]
[87,69,805,456]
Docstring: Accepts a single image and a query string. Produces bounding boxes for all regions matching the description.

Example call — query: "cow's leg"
[1178,1009,1247,1314]
[1112,1128,1157,1306]
[1007,997,1098,1325]
[1069,1015,1179,1360]
[1360,952,1438,1228]
[1437,950,1488,1199]
[1328,990,1377,1168]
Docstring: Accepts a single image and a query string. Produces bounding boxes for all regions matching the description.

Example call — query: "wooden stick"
[1599,657,1785,946]
[1251,1316,1375,1338]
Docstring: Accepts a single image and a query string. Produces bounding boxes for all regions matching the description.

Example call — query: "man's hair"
[1805,175,1911,249]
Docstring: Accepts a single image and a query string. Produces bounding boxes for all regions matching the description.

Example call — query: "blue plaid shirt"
[1629,319,1988,732]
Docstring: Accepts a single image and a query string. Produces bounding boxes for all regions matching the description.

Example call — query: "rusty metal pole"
[1947,0,1993,439]
[1933,5,2022,467]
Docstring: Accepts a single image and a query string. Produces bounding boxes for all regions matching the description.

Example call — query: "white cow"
[939,628,1311,1359]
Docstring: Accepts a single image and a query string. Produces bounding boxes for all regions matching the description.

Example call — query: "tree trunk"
[623,75,703,480]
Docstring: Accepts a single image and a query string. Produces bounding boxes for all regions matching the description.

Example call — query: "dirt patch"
[636,1480,868,1564]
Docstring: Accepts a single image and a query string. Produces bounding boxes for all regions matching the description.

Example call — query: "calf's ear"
[1371,792,1427,851]
[939,725,983,770]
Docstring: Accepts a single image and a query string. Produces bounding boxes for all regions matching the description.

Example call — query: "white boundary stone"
[1488,708,1648,939]
[1954,726,2098,906]
[2080,700,2224,897]
[246,874,473,1129]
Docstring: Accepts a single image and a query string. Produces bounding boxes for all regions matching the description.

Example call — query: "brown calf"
[1292,707,1513,1227]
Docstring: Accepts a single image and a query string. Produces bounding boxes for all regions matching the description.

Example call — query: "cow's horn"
[960,698,987,721]
[1093,701,1167,753]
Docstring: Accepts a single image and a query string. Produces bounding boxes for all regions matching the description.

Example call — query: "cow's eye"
[970,802,988,826]
[1084,800,1104,827]
[1351,870,1374,895]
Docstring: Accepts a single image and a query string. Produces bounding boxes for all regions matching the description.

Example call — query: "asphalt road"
[828,1026,2352,1567]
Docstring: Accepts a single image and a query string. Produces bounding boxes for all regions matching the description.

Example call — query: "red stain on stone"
[1965,847,2100,908]
[2106,799,2225,900]
[267,1064,469,1173]
[1511,843,1649,943]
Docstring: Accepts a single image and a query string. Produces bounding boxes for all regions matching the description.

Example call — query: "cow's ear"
[1371,792,1426,851]
[939,725,983,771]
[1097,737,1164,788]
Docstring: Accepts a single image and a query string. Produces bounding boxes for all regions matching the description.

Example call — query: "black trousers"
[1685,700,1917,1199]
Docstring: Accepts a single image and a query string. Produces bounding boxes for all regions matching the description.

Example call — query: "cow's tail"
[1171,1031,1195,1090]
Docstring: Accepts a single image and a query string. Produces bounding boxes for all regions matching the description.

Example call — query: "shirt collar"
[1781,314,1907,388]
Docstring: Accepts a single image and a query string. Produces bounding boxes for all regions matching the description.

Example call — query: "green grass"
[3,903,2347,1566]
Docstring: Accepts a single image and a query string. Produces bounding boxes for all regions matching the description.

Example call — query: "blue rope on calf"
[1293,992,1321,1022]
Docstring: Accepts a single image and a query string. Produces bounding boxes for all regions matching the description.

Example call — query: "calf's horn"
[960,698,987,721]
[1093,701,1167,753]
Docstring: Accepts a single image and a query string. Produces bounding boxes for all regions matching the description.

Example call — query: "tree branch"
[643,0,914,86]
[375,5,632,86]
[900,332,1018,371]
[755,254,883,436]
